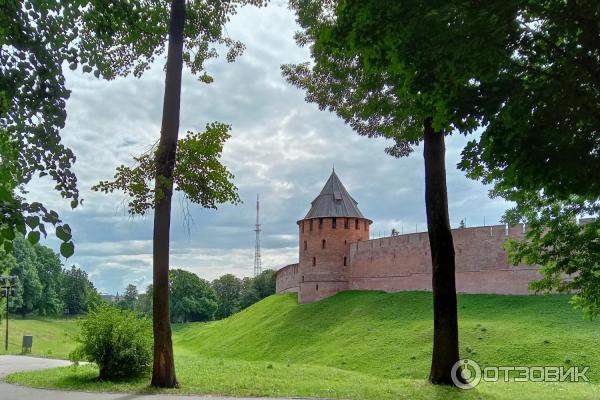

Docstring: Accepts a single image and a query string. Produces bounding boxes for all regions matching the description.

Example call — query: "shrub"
[70,304,153,380]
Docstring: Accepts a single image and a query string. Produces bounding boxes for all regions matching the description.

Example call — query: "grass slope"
[174,291,600,381]
[0,316,79,359]
[5,292,600,399]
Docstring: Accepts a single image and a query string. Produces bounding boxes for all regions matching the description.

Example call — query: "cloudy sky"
[28,2,510,294]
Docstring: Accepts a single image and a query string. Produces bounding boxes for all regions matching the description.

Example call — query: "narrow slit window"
[344,218,349,229]
[312,257,316,266]
[332,217,337,229]
[344,256,347,266]
[355,219,359,229]
[304,240,307,251]
[319,218,323,229]
[322,239,326,249]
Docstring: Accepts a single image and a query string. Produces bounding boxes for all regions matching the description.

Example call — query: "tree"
[238,270,276,310]
[61,265,97,315]
[169,269,217,323]
[1,1,83,256]
[458,1,600,318]
[119,284,139,310]
[282,0,518,384]
[84,0,266,387]
[212,274,242,319]
[136,285,154,316]
[9,236,42,317]
[33,244,64,315]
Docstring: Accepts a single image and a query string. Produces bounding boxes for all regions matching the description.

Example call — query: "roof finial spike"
[332,163,335,172]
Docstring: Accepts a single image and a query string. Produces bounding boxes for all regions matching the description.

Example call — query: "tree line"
[0,235,99,318]
[0,234,276,322]
[117,269,276,323]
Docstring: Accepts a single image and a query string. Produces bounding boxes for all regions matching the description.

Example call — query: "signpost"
[0,276,17,352]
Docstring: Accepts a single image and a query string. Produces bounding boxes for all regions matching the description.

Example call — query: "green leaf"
[60,241,75,258]
[26,216,39,229]
[27,230,40,245]
[56,224,72,242]
[3,241,13,254]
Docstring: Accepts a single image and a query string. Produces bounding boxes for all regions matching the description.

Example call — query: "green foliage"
[212,274,242,319]
[61,265,99,316]
[71,304,152,380]
[169,269,217,323]
[460,1,600,199]
[118,284,139,310]
[282,0,518,156]
[499,192,600,319]
[92,123,241,215]
[238,270,276,309]
[1,1,84,254]
[457,1,600,319]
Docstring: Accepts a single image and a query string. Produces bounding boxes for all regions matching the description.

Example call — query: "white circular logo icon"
[451,358,482,389]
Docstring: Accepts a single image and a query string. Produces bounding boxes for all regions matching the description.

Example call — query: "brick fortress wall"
[276,223,543,303]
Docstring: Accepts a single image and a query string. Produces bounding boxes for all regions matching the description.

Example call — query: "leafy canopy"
[93,123,240,215]
[282,0,519,156]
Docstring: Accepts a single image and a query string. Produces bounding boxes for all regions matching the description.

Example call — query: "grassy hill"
[0,317,79,358]
[5,291,600,399]
[173,291,600,381]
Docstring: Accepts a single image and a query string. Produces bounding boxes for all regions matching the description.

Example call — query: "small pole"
[484,216,486,226]
[5,287,8,352]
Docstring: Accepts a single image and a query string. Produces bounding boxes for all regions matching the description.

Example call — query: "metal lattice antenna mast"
[254,193,262,277]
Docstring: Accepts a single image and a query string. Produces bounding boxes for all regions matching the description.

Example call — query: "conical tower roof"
[303,170,367,220]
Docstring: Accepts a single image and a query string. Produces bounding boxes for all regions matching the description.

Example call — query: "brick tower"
[297,170,371,303]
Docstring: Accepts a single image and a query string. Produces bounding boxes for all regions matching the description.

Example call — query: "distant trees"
[61,266,100,316]
[169,269,217,323]
[0,235,99,317]
[212,274,242,319]
[121,269,277,322]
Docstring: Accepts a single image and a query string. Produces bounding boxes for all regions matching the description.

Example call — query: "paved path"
[0,355,294,400]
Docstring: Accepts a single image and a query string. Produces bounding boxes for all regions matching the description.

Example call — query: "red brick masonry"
[276,222,542,303]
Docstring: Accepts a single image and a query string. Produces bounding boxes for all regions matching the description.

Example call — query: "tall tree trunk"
[151,0,185,388]
[423,118,461,385]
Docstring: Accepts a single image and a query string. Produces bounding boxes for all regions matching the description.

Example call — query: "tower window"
[355,219,359,229]
[344,218,349,229]
[322,239,326,249]
[319,218,323,229]
[332,217,337,229]
[316,284,319,291]
[304,240,307,251]
[312,257,316,266]
[344,256,347,266]
[310,219,313,231]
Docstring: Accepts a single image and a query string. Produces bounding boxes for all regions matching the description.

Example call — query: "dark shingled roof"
[303,170,367,220]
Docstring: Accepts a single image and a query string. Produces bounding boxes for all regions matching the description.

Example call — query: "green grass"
[0,316,79,359]
[5,292,600,399]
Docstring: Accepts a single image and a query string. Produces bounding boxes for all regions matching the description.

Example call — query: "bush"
[70,304,153,380]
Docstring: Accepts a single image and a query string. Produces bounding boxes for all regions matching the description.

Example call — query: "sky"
[27,2,510,294]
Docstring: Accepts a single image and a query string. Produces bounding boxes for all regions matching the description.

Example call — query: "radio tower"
[254,193,262,277]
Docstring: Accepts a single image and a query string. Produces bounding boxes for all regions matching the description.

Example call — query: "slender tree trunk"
[151,0,185,388]
[423,118,461,385]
